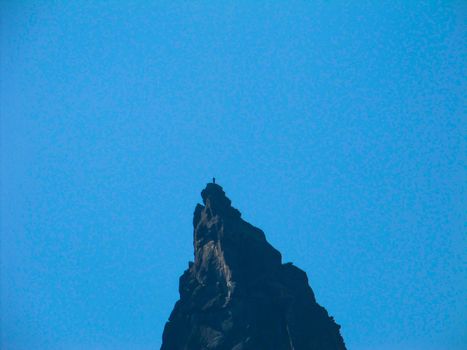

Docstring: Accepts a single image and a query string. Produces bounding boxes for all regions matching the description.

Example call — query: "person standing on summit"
[212,177,216,184]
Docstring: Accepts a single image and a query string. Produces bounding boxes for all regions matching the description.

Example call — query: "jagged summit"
[161,183,346,350]
[200,182,241,219]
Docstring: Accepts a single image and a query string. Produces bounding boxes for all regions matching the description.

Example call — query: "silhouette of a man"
[212,177,216,184]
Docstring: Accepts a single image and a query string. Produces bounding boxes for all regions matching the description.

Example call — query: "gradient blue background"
[1,1,466,349]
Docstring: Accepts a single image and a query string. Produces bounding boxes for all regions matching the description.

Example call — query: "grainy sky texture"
[1,1,466,349]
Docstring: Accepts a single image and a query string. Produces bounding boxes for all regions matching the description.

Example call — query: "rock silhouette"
[161,183,346,350]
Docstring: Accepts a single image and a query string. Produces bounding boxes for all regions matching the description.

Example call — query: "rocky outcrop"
[161,183,346,350]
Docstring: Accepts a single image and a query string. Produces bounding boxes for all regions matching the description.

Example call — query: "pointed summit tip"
[201,181,226,203]
[200,180,241,218]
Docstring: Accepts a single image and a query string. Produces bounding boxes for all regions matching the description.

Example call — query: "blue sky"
[1,1,466,349]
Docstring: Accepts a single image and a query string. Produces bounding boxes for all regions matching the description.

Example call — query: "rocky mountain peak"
[161,182,346,350]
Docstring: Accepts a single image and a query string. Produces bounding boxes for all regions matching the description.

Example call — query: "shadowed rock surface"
[161,183,346,350]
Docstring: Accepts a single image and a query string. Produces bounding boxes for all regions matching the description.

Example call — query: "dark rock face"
[161,183,346,350]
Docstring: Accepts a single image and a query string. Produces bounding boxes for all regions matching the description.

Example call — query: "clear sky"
[1,1,466,349]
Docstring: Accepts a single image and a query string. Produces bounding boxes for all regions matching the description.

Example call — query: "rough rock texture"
[161,183,346,350]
